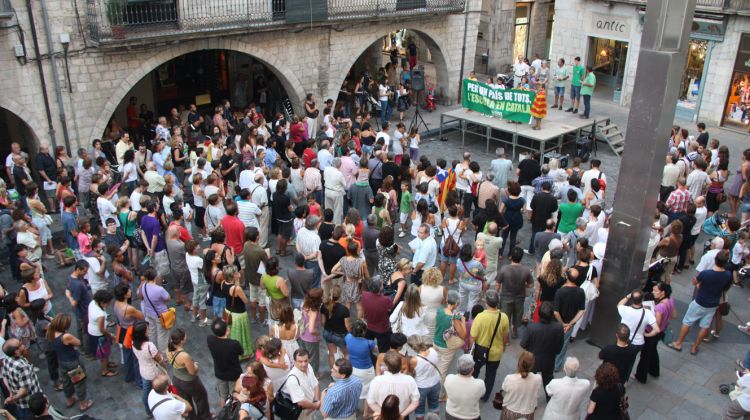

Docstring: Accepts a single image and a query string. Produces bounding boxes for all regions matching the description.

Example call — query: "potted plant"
[105,0,126,39]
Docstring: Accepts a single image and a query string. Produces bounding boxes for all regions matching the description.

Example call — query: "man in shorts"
[242,227,270,323]
[669,250,732,355]
[552,58,570,110]
[565,56,585,114]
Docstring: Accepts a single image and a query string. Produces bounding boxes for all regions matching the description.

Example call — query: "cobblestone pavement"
[7,92,750,419]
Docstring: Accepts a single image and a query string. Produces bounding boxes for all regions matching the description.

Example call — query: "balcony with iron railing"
[86,0,466,44]
[605,0,750,12]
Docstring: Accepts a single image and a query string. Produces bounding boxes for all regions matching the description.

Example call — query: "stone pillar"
[528,0,552,59]
[486,0,516,76]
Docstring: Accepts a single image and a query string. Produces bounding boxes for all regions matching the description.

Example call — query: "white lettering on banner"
[590,12,631,38]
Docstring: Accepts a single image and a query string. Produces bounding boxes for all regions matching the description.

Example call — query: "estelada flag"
[438,167,456,211]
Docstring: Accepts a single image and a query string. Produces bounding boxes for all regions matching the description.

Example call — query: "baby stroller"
[702,212,728,253]
[424,86,437,112]
[643,256,669,293]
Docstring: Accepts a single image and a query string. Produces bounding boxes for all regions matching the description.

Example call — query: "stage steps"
[594,119,625,156]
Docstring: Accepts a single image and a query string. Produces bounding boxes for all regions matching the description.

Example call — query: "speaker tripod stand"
[409,90,429,134]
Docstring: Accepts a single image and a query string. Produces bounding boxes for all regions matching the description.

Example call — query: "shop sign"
[590,13,631,39]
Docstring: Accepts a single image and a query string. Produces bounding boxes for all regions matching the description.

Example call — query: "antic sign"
[590,12,631,39]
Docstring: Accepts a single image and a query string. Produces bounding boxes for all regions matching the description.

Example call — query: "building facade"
[474,0,555,77]
[0,0,480,157]
[550,0,750,131]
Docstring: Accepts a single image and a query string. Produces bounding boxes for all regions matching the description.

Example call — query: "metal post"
[25,0,56,147]
[587,0,697,347]
[40,0,71,153]
[457,0,469,103]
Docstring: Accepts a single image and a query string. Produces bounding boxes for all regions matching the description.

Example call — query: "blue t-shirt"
[345,334,375,369]
[140,214,165,252]
[66,275,92,319]
[61,211,79,249]
[695,269,731,308]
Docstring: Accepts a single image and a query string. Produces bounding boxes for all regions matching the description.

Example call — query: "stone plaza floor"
[9,93,750,419]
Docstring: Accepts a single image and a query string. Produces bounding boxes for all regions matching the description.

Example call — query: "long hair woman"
[299,288,324,377]
[321,284,351,372]
[166,328,211,419]
[113,283,144,386]
[131,320,165,417]
[222,265,253,358]
[48,313,94,411]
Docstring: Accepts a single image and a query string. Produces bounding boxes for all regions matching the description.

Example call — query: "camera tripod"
[410,90,429,133]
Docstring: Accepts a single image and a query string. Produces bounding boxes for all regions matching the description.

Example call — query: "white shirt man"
[409,224,438,273]
[581,163,606,197]
[367,353,420,416]
[237,198,262,229]
[238,167,256,190]
[85,248,110,293]
[147,377,189,420]
[283,352,320,420]
[324,160,347,225]
[686,164,710,199]
[617,298,658,346]
[543,358,591,420]
[513,59,530,85]
[377,127,392,151]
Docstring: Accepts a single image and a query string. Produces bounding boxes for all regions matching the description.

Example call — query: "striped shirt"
[322,376,363,419]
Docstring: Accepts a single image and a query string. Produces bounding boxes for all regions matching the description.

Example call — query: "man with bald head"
[147,373,191,419]
[2,338,43,418]
[36,142,58,212]
[144,161,166,195]
[166,224,191,310]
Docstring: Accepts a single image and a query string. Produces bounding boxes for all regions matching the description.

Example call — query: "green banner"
[461,79,536,123]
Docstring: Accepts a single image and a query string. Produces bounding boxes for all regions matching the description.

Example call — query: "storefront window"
[677,40,707,112]
[514,3,530,60]
[545,2,554,59]
[587,37,628,90]
[723,33,750,130]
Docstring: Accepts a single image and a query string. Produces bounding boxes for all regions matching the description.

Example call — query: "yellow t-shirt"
[470,310,510,362]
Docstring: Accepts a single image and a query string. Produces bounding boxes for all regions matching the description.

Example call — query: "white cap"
[593,242,606,260]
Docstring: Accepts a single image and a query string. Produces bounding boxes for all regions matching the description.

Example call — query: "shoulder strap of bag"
[149,398,172,413]
[629,308,646,345]
[487,311,504,349]
[276,374,301,398]
[417,354,441,377]
[585,265,593,283]
[461,259,484,282]
[143,283,160,316]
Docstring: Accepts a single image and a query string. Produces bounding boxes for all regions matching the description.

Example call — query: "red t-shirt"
[127,105,139,129]
[221,216,245,255]
[290,122,305,144]
[169,221,192,243]
[361,291,392,333]
[303,148,317,169]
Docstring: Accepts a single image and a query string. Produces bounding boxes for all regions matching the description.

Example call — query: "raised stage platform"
[438,108,612,159]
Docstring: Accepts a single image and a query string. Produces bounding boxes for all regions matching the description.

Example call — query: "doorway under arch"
[333,28,451,122]
[0,107,41,184]
[100,48,301,146]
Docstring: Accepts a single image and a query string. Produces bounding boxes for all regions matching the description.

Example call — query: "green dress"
[222,283,254,358]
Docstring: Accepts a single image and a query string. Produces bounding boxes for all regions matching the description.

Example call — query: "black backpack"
[216,394,242,420]
[576,136,591,163]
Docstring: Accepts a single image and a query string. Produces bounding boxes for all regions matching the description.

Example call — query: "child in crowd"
[293,205,309,239]
[306,193,321,218]
[399,181,413,238]
[530,83,548,130]
[464,304,484,353]
[732,232,749,285]
[474,238,487,268]
[77,219,93,257]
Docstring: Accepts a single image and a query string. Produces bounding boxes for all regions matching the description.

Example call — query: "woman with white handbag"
[571,249,600,340]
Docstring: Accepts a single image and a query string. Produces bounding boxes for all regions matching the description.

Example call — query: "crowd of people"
[0,56,749,420]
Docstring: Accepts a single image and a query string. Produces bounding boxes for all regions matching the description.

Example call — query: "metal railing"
[88,0,465,43]
[614,0,749,10]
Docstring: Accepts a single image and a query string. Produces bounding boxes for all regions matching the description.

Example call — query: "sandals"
[106,361,118,369]
[65,397,79,408]
[690,348,700,356]
[666,342,683,352]
[101,370,119,377]
[79,400,94,412]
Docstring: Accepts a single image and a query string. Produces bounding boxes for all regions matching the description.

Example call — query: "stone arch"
[90,38,307,141]
[0,98,44,149]
[327,26,453,104]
